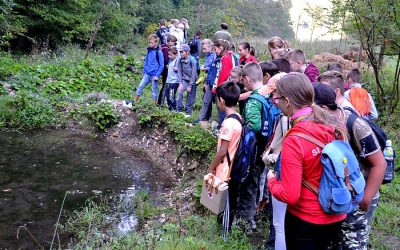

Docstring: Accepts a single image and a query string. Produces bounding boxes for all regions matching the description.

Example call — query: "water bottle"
[382,139,395,184]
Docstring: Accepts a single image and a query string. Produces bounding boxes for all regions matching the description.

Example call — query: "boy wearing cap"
[125,34,164,106]
[177,44,198,116]
[313,82,386,250]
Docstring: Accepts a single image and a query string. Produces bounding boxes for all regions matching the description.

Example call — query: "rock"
[88,93,97,100]
[113,131,119,137]
[3,83,12,89]
[188,161,199,170]
[97,92,106,101]
[8,91,15,97]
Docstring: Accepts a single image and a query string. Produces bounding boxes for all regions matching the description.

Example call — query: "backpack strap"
[288,132,326,195]
[224,113,242,179]
[343,107,359,151]
[155,47,160,67]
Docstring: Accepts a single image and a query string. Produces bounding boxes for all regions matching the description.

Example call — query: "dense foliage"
[1,0,294,52]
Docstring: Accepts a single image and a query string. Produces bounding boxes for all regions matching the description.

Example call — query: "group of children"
[125,20,384,249]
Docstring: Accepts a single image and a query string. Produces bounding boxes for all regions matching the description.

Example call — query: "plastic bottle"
[382,139,395,184]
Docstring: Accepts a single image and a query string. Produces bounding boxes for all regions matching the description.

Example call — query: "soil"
[62,100,212,232]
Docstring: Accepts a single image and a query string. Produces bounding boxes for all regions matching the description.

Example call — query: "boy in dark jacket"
[177,44,198,116]
[284,49,320,83]
[126,34,164,106]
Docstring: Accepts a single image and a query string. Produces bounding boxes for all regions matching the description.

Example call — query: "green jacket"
[243,89,263,134]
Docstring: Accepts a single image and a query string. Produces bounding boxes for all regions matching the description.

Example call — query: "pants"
[198,85,214,121]
[285,211,342,250]
[157,66,169,105]
[235,159,263,220]
[165,83,179,110]
[177,81,197,115]
[215,98,226,130]
[272,195,287,250]
[331,191,379,250]
[135,73,159,100]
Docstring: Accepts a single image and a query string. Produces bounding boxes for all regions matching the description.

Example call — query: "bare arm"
[360,150,386,211]
[207,139,229,174]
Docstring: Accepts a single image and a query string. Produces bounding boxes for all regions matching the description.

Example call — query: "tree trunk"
[84,0,106,60]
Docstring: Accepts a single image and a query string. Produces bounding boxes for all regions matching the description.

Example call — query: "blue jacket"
[205,54,220,87]
[203,52,216,71]
[143,46,164,78]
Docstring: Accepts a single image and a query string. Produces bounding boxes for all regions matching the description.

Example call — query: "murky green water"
[0,130,172,249]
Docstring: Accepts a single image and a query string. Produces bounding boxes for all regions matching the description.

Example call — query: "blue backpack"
[226,113,258,183]
[290,132,366,215]
[247,93,282,149]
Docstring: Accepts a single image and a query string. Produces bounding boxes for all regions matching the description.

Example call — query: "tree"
[330,0,400,114]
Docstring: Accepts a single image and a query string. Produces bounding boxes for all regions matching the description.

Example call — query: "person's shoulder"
[344,111,373,136]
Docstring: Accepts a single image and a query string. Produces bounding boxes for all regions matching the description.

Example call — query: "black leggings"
[285,211,343,250]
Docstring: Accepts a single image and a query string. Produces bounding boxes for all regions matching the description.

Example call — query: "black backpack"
[344,107,392,184]
[225,113,258,183]
[188,37,198,54]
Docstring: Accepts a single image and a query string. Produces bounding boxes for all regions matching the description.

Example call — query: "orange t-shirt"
[215,115,242,181]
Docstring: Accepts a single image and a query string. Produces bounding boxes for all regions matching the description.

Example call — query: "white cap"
[386,139,392,147]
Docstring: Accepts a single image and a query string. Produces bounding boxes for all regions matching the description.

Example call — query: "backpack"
[348,87,371,116]
[344,107,393,184]
[188,37,198,54]
[159,28,170,45]
[290,132,366,215]
[225,113,258,183]
[247,93,282,149]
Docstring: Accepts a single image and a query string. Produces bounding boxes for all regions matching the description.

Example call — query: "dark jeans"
[215,97,226,130]
[285,211,343,250]
[235,159,263,220]
[165,83,179,110]
[157,66,169,106]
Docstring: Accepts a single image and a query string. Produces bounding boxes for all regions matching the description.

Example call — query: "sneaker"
[123,100,133,108]
[192,118,200,124]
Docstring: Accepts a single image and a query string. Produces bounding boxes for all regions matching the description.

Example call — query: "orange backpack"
[348,87,371,116]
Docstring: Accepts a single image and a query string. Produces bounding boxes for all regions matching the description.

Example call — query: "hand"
[207,167,215,174]
[267,170,275,181]
[263,153,278,165]
[178,84,184,91]
[153,76,159,81]
[359,198,371,211]
[187,86,192,93]
[173,66,178,71]
[201,66,206,71]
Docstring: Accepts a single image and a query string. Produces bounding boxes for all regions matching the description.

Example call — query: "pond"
[0,130,172,249]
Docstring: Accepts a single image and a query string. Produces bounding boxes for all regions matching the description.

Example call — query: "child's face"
[149,39,158,49]
[263,73,271,85]
[167,40,176,47]
[230,72,240,84]
[238,45,248,57]
[214,46,223,56]
[202,45,212,54]
[168,52,177,60]
[288,58,301,72]
[180,50,190,59]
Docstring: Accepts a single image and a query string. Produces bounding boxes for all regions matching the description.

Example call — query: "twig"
[17,226,43,248]
[50,191,69,250]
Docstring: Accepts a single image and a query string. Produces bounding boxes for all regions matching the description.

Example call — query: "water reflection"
[0,130,171,249]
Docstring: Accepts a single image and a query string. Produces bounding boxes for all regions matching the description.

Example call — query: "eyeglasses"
[272,96,285,104]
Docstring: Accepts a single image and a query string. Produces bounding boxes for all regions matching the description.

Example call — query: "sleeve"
[156,50,164,78]
[244,99,262,133]
[177,59,183,83]
[353,118,380,157]
[189,59,198,86]
[367,93,379,120]
[268,136,303,205]
[219,120,234,142]
[197,39,201,56]
[217,55,233,84]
